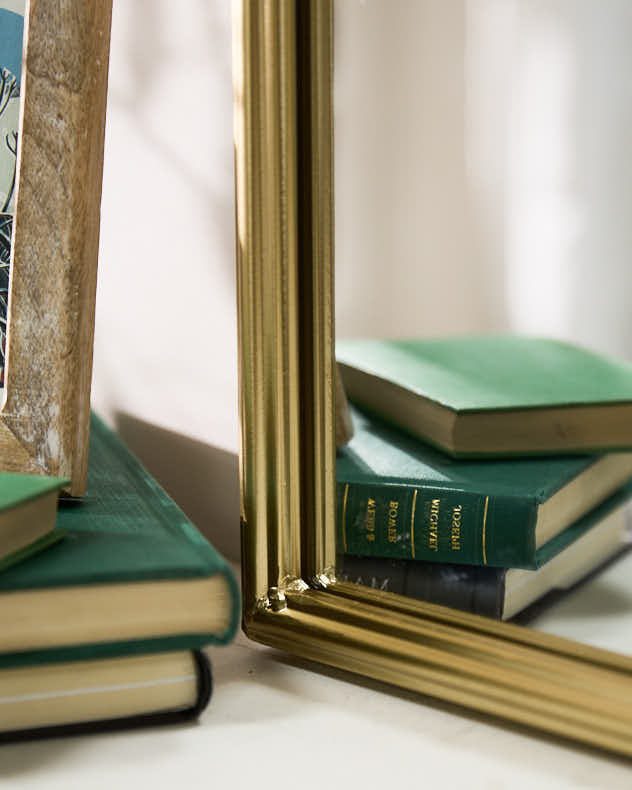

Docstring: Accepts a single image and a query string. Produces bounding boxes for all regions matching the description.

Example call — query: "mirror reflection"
[333,1,632,656]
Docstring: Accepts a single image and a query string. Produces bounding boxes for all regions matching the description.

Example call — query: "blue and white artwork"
[0,0,23,385]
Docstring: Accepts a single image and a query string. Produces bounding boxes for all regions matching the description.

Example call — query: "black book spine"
[337,555,506,618]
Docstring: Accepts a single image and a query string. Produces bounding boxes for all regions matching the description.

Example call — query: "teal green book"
[0,414,239,667]
[338,484,632,619]
[337,336,632,457]
[336,407,632,569]
[0,473,68,570]
[0,473,69,510]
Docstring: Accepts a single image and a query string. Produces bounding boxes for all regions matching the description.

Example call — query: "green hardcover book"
[0,414,239,665]
[336,407,632,568]
[337,336,632,457]
[0,473,68,571]
[338,486,631,619]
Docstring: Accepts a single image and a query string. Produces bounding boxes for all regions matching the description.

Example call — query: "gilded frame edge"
[0,0,112,496]
[234,0,632,757]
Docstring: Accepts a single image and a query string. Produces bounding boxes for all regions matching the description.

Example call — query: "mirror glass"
[334,0,632,656]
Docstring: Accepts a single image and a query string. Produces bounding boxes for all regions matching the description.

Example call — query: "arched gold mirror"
[233,0,632,756]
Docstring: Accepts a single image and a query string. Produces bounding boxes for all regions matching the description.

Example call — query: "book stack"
[335,336,632,619]
[0,416,238,741]
[0,474,69,572]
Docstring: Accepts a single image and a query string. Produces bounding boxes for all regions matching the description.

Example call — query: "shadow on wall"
[115,413,240,564]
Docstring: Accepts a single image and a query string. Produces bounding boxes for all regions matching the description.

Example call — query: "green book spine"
[337,481,538,568]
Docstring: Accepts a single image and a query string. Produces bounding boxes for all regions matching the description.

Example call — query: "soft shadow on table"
[0,740,79,779]
[262,648,631,769]
[206,633,630,770]
[0,719,208,779]
[115,413,240,563]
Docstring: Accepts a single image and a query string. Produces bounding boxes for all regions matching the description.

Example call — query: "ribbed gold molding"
[234,0,632,757]
[233,0,302,608]
[295,0,336,582]
[250,588,632,757]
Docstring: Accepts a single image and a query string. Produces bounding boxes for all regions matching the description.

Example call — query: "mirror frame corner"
[233,0,632,758]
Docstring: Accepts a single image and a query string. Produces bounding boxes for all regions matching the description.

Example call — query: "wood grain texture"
[2,0,112,495]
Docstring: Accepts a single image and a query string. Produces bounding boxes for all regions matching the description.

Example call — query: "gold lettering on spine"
[410,489,418,558]
[482,495,489,564]
[450,504,462,551]
[365,497,376,543]
[428,498,440,551]
[387,500,399,543]
[342,484,349,552]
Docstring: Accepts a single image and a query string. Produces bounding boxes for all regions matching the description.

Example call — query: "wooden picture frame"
[0,0,112,496]
[233,0,632,757]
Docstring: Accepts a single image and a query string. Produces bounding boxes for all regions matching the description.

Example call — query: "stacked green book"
[336,336,632,619]
[0,473,68,572]
[0,415,239,741]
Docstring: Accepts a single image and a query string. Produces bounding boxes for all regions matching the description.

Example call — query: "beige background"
[335,0,632,357]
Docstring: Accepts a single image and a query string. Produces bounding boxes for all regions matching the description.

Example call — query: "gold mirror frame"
[233,0,632,757]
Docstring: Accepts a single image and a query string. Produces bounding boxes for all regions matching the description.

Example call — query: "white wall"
[94,0,237,452]
[92,1,239,557]
[335,0,632,358]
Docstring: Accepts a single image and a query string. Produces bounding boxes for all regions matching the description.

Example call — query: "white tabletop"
[2,625,630,790]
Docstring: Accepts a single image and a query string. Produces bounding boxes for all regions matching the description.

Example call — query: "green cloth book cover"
[337,336,632,456]
[337,336,632,412]
[0,472,68,570]
[0,413,240,667]
[337,407,632,568]
[337,483,631,619]
[0,474,68,511]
